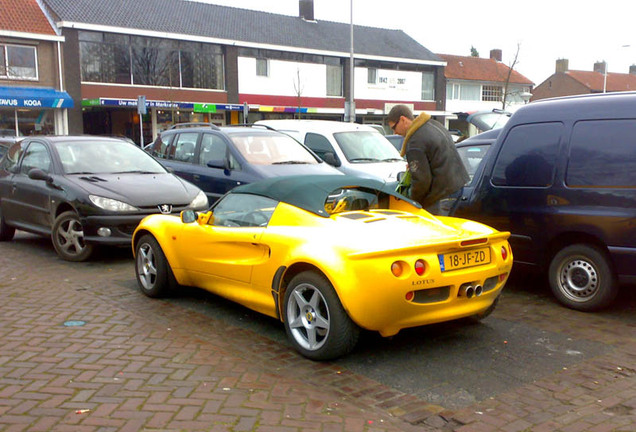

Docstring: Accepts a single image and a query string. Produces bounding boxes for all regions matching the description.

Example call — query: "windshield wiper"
[272,161,310,165]
[112,170,158,174]
[382,158,405,162]
[349,158,380,162]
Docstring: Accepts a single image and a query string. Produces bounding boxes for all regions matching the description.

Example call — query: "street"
[1,231,635,431]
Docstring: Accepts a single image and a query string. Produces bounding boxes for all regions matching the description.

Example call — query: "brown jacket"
[402,113,469,208]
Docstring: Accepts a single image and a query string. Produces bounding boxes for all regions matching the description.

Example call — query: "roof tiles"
[0,0,57,35]
[439,53,533,85]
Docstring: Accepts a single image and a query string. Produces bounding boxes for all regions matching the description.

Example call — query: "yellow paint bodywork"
[133,199,513,337]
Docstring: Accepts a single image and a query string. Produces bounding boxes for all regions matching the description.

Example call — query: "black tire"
[548,244,618,311]
[135,234,176,298]
[0,206,15,241]
[51,211,93,262]
[470,296,499,322]
[283,271,360,361]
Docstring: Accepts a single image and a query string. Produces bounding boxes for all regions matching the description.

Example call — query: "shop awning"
[0,86,74,109]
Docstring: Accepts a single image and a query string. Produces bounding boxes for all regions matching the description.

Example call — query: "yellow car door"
[176,222,267,285]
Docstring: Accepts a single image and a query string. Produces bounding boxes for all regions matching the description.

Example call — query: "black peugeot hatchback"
[449,92,636,311]
[0,136,208,261]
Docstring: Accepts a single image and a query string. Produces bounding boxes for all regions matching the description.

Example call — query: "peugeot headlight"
[188,190,209,209]
[89,195,139,212]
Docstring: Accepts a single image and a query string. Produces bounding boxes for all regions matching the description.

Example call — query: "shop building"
[0,0,72,136]
[40,0,445,144]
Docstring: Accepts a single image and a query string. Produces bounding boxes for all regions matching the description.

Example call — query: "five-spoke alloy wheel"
[52,211,93,261]
[283,271,359,360]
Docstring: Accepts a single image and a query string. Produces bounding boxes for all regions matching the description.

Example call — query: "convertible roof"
[231,175,420,217]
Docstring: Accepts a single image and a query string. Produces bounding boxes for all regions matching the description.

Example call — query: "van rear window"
[568,120,636,188]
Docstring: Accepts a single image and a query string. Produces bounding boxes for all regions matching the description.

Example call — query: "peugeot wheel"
[283,271,359,361]
[549,244,618,311]
[52,211,93,261]
[135,234,176,298]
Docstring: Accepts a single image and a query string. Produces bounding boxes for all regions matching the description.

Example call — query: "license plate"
[438,247,491,272]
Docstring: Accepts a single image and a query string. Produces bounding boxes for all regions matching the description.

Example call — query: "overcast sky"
[192,0,636,85]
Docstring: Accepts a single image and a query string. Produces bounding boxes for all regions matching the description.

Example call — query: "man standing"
[387,104,469,214]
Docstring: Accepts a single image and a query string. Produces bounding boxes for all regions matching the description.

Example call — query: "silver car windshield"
[333,131,402,163]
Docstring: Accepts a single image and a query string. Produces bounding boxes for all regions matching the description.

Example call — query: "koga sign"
[0,98,44,107]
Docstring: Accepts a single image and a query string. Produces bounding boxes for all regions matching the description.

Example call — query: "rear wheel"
[51,211,93,261]
[0,206,15,241]
[283,271,359,361]
[549,244,618,311]
[135,234,176,298]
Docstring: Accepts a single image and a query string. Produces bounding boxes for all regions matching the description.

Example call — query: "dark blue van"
[450,92,636,311]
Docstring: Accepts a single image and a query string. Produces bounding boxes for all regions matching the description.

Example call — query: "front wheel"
[135,234,176,298]
[51,211,93,261]
[283,271,359,361]
[548,244,618,311]
[0,206,15,241]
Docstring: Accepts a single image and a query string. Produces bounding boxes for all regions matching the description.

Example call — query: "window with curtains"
[1,44,38,80]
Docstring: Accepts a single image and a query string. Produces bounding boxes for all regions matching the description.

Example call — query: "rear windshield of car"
[333,131,401,162]
[230,133,318,165]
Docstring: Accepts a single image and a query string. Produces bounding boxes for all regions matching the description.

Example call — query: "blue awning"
[0,86,74,109]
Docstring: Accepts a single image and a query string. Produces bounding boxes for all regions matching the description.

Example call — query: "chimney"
[630,65,636,75]
[299,0,314,21]
[593,61,607,74]
[489,49,502,62]
[556,59,569,73]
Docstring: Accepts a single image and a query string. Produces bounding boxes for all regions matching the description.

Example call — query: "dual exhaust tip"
[459,284,483,298]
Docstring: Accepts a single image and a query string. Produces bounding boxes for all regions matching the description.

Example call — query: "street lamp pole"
[348,0,355,122]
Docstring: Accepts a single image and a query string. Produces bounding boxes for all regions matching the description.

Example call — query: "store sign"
[90,98,245,112]
[0,86,73,108]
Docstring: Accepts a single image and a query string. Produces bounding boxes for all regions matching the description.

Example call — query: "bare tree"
[501,43,521,110]
[293,68,304,119]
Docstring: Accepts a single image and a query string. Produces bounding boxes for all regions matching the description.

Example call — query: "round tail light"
[501,246,508,260]
[391,262,403,277]
[414,259,426,276]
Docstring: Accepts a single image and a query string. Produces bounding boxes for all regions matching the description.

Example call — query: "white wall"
[238,57,328,97]
[355,68,424,101]
[238,57,429,103]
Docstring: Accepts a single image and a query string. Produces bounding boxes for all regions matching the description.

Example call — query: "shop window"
[368,68,377,84]
[326,65,342,97]
[256,58,269,77]
[78,31,223,90]
[1,44,37,79]
[421,72,435,101]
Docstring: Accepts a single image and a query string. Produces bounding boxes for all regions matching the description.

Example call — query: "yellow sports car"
[133,175,512,360]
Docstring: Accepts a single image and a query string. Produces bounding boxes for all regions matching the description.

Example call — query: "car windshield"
[456,144,491,182]
[230,133,318,165]
[324,187,387,214]
[57,140,168,174]
[467,111,511,132]
[333,131,402,162]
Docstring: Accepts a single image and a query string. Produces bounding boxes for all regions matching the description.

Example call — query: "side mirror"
[396,171,406,182]
[180,209,197,224]
[28,168,52,182]
[322,152,341,167]
[207,158,231,170]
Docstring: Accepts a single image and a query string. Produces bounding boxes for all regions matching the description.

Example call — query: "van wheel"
[548,244,618,311]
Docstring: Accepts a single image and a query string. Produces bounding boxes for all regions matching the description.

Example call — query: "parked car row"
[1,92,634,361]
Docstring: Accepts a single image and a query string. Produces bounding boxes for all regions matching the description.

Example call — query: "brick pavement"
[1,232,635,431]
